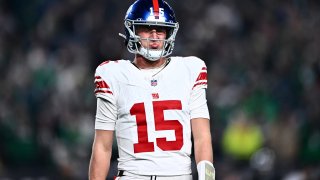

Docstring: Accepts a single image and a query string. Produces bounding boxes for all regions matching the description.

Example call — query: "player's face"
[136,25,167,49]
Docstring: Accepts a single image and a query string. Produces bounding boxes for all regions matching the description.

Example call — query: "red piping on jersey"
[94,76,110,88]
[94,76,113,95]
[99,60,110,66]
[152,0,160,19]
[95,76,102,80]
[193,68,208,89]
[195,72,207,82]
[192,82,208,89]
[95,89,113,95]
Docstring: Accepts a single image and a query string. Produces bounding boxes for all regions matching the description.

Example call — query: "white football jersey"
[94,56,208,176]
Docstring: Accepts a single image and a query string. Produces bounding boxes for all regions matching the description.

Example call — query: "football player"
[89,0,215,179]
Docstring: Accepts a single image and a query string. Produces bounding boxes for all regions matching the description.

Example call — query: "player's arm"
[191,118,215,179]
[189,86,213,164]
[192,118,213,164]
[190,85,215,179]
[89,95,117,179]
[89,129,114,180]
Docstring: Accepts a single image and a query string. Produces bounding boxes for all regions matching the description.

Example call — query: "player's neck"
[133,55,168,70]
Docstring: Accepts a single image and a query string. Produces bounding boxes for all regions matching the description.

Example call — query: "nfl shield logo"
[151,79,157,86]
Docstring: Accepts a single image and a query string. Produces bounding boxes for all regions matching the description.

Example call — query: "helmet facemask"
[123,20,179,61]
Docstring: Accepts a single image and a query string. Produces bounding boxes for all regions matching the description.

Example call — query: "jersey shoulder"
[170,56,208,89]
[94,60,131,100]
[95,60,133,80]
[95,60,130,74]
[171,56,207,71]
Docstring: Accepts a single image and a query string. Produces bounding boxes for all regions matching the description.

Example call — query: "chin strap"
[139,46,163,61]
[197,160,215,180]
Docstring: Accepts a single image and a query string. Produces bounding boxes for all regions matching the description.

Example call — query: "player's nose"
[150,29,158,38]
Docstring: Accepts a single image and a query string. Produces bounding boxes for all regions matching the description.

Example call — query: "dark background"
[0,0,319,179]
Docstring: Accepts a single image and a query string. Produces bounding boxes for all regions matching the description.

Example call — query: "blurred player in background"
[89,0,215,179]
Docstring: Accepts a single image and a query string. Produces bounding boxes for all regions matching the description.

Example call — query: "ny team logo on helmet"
[119,0,179,61]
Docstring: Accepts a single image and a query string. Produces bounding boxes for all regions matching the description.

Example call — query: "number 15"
[130,100,184,153]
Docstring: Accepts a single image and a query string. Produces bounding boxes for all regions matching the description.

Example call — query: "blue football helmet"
[119,0,179,61]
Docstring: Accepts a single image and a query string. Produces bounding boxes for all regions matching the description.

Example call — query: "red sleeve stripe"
[94,76,113,95]
[94,89,113,95]
[193,67,208,89]
[152,0,160,18]
[95,79,110,88]
[192,82,208,89]
[195,72,207,82]
[95,76,102,80]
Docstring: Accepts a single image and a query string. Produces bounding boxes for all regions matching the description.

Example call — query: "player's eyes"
[150,26,166,33]
[136,26,167,34]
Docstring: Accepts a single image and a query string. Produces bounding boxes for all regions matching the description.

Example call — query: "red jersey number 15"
[130,100,183,153]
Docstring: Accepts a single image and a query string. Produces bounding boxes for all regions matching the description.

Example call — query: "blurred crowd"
[0,0,319,179]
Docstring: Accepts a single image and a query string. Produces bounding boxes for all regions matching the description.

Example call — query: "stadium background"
[0,0,319,179]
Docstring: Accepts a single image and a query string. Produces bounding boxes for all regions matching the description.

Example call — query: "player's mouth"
[150,43,159,48]
[149,40,163,48]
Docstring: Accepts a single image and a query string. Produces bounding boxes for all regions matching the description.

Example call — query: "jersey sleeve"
[95,98,117,130]
[192,58,208,91]
[94,63,116,105]
[186,56,210,119]
[190,88,210,119]
[94,61,118,130]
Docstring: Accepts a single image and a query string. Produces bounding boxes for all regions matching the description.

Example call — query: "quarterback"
[88,0,215,179]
